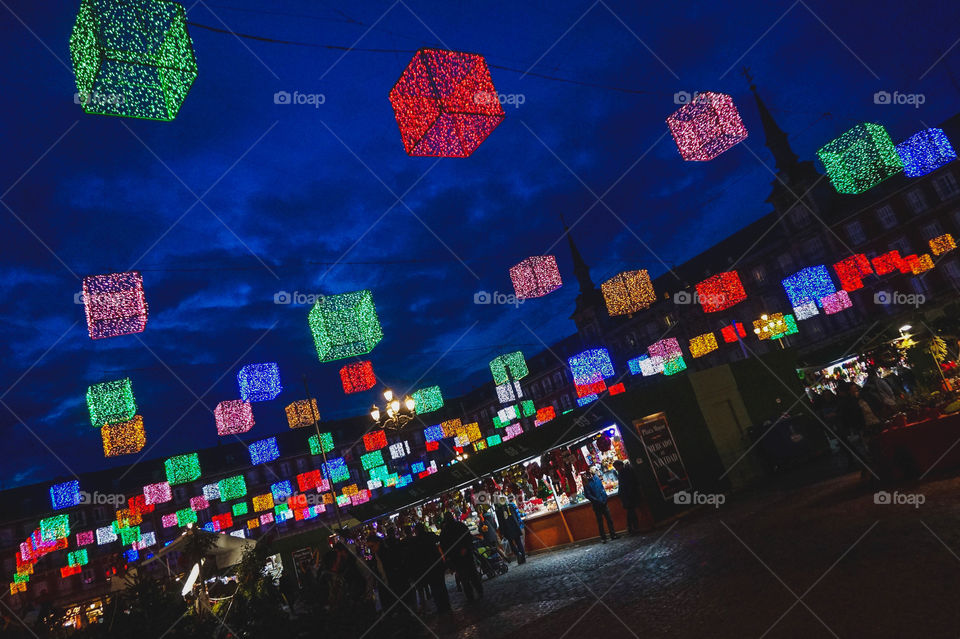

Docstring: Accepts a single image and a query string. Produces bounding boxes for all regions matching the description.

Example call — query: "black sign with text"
[634,413,691,500]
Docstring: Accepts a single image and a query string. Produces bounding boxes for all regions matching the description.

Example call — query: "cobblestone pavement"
[374,469,960,639]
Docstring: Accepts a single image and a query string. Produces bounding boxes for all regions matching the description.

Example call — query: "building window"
[921,221,945,240]
[911,277,928,295]
[906,188,928,214]
[875,204,897,230]
[933,172,960,200]
[790,207,810,226]
[889,236,912,256]
[543,376,553,392]
[553,372,564,387]
[752,265,766,284]
[560,394,572,410]
[944,259,960,283]
[845,221,866,245]
[803,236,824,257]
[296,458,307,472]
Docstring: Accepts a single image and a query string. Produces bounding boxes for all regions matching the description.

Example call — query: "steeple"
[743,67,798,174]
[561,215,596,295]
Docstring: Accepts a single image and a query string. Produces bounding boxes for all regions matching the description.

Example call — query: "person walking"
[583,469,618,542]
[411,523,450,613]
[613,460,641,534]
[439,512,483,601]
[495,495,526,565]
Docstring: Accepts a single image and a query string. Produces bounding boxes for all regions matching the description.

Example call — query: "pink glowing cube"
[189,496,209,511]
[215,400,254,436]
[82,271,148,339]
[161,513,178,528]
[510,255,562,299]
[666,92,748,161]
[821,290,852,314]
[143,482,172,505]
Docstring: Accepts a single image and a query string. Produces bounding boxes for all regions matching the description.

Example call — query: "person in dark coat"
[439,512,483,601]
[410,523,450,613]
[495,496,526,565]
[613,460,641,534]
[835,382,867,469]
[583,470,618,542]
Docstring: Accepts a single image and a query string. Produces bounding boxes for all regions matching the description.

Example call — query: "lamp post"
[302,374,343,534]
[370,388,416,430]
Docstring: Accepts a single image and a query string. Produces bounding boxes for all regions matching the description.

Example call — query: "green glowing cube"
[87,378,136,427]
[70,0,198,121]
[520,400,535,417]
[232,501,249,516]
[68,549,89,566]
[817,123,903,194]
[176,508,197,527]
[411,386,443,414]
[489,352,528,385]
[119,526,140,545]
[308,290,383,362]
[369,465,391,481]
[308,432,335,455]
[40,515,71,541]
[218,475,247,501]
[164,452,201,485]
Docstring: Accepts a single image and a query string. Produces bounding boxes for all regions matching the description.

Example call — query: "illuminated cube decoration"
[389,441,410,459]
[218,475,247,501]
[202,483,220,501]
[50,481,81,510]
[720,322,747,344]
[648,338,682,362]
[363,430,388,451]
[695,271,747,313]
[237,363,282,402]
[666,91,748,161]
[308,431,335,456]
[143,481,172,505]
[339,360,376,394]
[487,434,502,446]
[638,355,665,376]
[496,380,523,403]
[323,457,350,483]
[252,493,274,512]
[601,270,656,316]
[164,453,200,485]
[101,415,146,457]
[908,254,935,275]
[40,515,70,541]
[793,301,819,321]
[176,508,197,527]
[70,0,197,121]
[214,400,254,436]
[576,380,607,398]
[246,519,259,530]
[930,234,957,256]
[285,399,319,429]
[782,266,835,308]
[77,531,95,546]
[689,333,718,358]
[412,386,443,414]
[817,123,903,194]
[212,513,233,532]
[663,357,687,376]
[510,255,562,299]
[821,290,852,314]
[424,424,444,442]
[62,565,83,578]
[81,271,148,339]
[67,549,89,567]
[520,400,536,417]
[232,502,249,517]
[160,514,177,528]
[368,465,391,482]
[119,526,140,546]
[490,352,529,385]
[576,394,598,407]
[896,128,957,177]
[96,526,118,544]
[609,383,625,395]
[308,290,383,362]
[568,348,614,386]
[753,314,791,340]
[833,254,874,292]
[872,251,907,276]
[441,419,461,438]
[535,406,556,426]
[465,422,482,443]
[87,378,136,427]
[361,450,385,470]
[248,437,279,465]
[189,496,208,511]
[389,48,505,158]
[410,462,426,474]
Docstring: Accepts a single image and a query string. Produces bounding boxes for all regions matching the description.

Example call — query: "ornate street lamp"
[370,388,416,430]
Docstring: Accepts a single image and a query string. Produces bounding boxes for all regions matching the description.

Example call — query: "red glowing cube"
[871,251,907,276]
[534,406,556,426]
[389,48,505,158]
[339,361,376,394]
[363,429,387,451]
[720,322,747,343]
[425,440,439,451]
[695,271,746,312]
[82,271,148,339]
[297,470,321,492]
[833,254,873,291]
[608,383,625,395]
[666,92,748,161]
[212,513,233,532]
[575,380,607,398]
[510,255,562,299]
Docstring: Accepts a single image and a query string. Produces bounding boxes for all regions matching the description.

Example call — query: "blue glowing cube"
[50,480,81,510]
[568,348,614,386]
[896,128,957,178]
[248,437,280,465]
[782,265,835,308]
[271,480,293,503]
[238,363,282,402]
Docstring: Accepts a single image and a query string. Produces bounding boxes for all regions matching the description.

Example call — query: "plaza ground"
[379,465,960,638]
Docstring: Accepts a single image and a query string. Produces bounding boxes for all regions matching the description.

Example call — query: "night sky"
[1,0,958,488]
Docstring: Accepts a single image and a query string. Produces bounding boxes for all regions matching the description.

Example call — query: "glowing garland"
[50,481,81,510]
[214,400,254,436]
[782,265,835,308]
[87,378,136,427]
[818,123,903,194]
[930,234,957,256]
[411,386,443,414]
[833,254,873,292]
[689,333,718,358]
[308,290,384,362]
[164,453,200,485]
[237,363,282,402]
[509,256,562,299]
[666,91,748,161]
[490,351,529,385]
[340,361,376,394]
[101,415,146,457]
[80,271,148,339]
[389,48,505,158]
[568,348,614,386]
[308,431,335,455]
[896,128,957,177]
[601,270,655,316]
[695,271,747,313]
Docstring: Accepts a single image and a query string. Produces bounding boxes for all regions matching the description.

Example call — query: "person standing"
[411,523,450,613]
[495,496,526,565]
[613,460,641,534]
[583,470,619,542]
[439,512,483,601]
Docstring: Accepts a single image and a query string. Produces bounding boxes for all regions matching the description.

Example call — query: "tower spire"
[742,66,798,173]
[560,215,596,295]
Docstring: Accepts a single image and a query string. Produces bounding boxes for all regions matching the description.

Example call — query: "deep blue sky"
[1,0,958,488]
